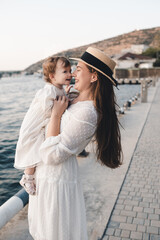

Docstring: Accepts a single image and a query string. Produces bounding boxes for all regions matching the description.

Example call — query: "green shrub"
[153,59,160,67]
[143,47,160,58]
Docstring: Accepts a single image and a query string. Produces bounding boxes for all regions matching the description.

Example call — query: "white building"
[121,44,149,55]
[116,52,155,69]
[130,44,149,54]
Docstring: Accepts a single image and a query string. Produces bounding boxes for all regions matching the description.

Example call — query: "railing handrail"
[0,188,28,229]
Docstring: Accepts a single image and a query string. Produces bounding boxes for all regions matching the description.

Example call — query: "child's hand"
[51,96,69,119]
[65,85,73,94]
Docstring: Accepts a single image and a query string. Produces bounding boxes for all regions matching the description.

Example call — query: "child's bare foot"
[19,174,36,195]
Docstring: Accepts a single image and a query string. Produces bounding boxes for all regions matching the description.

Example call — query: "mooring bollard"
[119,107,125,114]
[123,102,128,110]
[141,78,148,103]
[132,97,136,105]
[134,95,138,101]
[127,99,132,108]
[77,149,89,157]
[0,188,28,229]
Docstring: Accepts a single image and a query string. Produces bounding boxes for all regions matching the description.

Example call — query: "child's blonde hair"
[42,56,70,83]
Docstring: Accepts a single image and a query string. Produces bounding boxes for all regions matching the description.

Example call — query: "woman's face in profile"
[72,62,93,92]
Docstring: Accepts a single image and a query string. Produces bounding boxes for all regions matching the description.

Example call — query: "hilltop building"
[113,44,155,69]
[115,52,155,69]
[121,44,149,54]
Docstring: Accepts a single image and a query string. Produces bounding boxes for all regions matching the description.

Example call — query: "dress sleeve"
[39,107,97,165]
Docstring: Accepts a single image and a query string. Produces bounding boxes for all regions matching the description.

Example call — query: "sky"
[0,0,159,71]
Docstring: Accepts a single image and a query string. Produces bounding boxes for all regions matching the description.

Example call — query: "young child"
[14,56,72,195]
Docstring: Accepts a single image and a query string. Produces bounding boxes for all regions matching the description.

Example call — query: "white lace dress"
[28,101,98,240]
[14,83,65,169]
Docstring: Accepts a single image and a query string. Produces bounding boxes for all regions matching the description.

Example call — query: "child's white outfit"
[14,83,65,170]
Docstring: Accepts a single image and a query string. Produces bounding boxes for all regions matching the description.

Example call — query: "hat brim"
[70,57,117,86]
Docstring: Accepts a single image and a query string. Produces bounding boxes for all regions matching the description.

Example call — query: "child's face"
[50,60,72,88]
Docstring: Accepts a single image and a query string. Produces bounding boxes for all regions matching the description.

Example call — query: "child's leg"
[20,167,36,195]
[25,167,35,175]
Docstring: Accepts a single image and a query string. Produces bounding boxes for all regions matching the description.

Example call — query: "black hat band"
[81,51,113,76]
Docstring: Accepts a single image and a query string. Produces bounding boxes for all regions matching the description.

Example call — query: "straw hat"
[70,47,117,86]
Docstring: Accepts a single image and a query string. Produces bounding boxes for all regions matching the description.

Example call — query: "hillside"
[25,26,160,73]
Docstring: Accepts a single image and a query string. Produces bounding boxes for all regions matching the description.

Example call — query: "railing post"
[141,78,148,103]
[152,76,156,87]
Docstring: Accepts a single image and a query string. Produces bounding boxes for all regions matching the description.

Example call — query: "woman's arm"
[47,96,69,137]
[40,104,97,165]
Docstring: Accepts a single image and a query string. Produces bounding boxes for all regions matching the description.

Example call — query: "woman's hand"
[65,85,73,94]
[47,96,69,137]
[51,96,69,119]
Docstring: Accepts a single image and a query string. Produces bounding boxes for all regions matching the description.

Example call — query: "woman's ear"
[91,72,98,83]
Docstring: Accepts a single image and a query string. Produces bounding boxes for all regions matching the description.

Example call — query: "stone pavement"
[102,83,160,239]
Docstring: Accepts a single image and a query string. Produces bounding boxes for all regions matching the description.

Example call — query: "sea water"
[0,75,140,205]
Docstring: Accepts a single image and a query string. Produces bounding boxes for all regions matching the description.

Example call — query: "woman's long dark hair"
[88,66,123,169]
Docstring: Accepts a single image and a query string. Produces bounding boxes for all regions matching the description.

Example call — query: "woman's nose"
[72,70,76,77]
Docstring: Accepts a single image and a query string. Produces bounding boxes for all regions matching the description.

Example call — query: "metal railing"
[0,188,28,229]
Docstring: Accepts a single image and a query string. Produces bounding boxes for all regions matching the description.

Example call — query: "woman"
[28,47,122,240]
